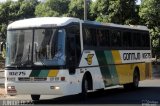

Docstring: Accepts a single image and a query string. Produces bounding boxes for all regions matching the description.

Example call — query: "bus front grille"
[18,77,47,82]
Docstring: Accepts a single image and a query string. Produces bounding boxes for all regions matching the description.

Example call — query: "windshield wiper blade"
[16,46,32,67]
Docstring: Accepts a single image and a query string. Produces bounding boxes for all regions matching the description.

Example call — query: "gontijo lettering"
[123,53,140,61]
[123,52,151,61]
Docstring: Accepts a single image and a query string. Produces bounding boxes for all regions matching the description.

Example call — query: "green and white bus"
[5,17,152,100]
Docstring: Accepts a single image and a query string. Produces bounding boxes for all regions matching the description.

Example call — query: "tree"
[139,0,160,57]
[35,0,69,17]
[90,0,109,22]
[0,1,15,40]
[107,0,138,24]
[90,0,139,24]
[68,0,84,19]
[18,0,39,19]
[0,0,39,40]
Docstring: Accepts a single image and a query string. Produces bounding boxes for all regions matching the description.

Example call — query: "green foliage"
[0,0,39,40]
[90,0,109,22]
[139,0,160,57]
[68,0,84,19]
[0,1,16,39]
[139,0,160,28]
[35,0,69,17]
[18,0,38,19]
[90,0,139,25]
[107,0,138,24]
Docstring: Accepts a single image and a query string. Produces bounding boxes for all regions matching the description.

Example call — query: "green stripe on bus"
[38,70,50,77]
[104,51,114,64]
[95,51,112,86]
[96,51,107,65]
[29,70,41,77]
[104,51,119,84]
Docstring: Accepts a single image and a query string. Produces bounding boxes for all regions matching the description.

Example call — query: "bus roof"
[7,17,148,31]
[7,17,80,30]
[84,20,149,31]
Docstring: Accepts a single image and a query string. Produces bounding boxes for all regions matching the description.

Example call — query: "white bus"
[5,17,152,100]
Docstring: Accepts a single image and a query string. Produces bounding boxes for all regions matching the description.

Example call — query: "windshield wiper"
[16,44,32,67]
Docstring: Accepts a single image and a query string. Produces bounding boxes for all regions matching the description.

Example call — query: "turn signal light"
[61,77,65,81]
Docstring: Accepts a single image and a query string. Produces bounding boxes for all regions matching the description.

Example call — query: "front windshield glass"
[6,30,33,67]
[34,29,66,66]
[6,28,66,68]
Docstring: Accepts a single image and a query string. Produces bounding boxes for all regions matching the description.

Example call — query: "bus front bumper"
[5,81,79,96]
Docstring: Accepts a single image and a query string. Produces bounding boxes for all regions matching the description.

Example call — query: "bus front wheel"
[81,72,92,99]
[31,95,40,101]
[81,76,89,98]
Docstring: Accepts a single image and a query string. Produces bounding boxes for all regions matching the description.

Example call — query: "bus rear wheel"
[124,70,139,89]
[31,95,40,101]
[132,70,140,88]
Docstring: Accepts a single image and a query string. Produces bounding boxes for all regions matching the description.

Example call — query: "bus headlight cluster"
[7,77,16,82]
[50,86,60,90]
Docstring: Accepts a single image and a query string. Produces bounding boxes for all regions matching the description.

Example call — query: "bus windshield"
[6,28,66,68]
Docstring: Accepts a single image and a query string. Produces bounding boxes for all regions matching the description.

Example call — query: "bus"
[5,17,152,100]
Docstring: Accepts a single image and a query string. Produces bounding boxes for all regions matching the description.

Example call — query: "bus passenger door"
[66,26,81,74]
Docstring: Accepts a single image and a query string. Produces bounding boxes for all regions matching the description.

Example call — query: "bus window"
[97,29,104,46]
[98,29,110,47]
[111,30,122,47]
[142,32,150,47]
[83,27,97,48]
[123,31,132,48]
[133,32,141,48]
[34,28,66,66]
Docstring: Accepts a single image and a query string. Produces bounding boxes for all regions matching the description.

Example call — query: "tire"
[31,95,40,101]
[82,77,89,98]
[132,70,139,88]
[123,70,139,89]
[81,73,92,100]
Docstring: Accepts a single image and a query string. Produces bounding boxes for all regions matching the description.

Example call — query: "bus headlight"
[7,77,16,81]
[7,86,15,89]
[50,86,60,90]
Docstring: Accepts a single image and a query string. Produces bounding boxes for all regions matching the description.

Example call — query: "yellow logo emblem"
[85,54,94,65]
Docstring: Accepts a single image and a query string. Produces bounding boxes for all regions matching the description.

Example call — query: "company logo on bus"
[85,54,94,65]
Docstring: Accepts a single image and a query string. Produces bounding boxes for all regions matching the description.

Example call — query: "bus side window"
[133,32,141,48]
[98,29,110,47]
[111,30,122,48]
[142,33,150,48]
[83,27,97,48]
[123,31,132,48]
